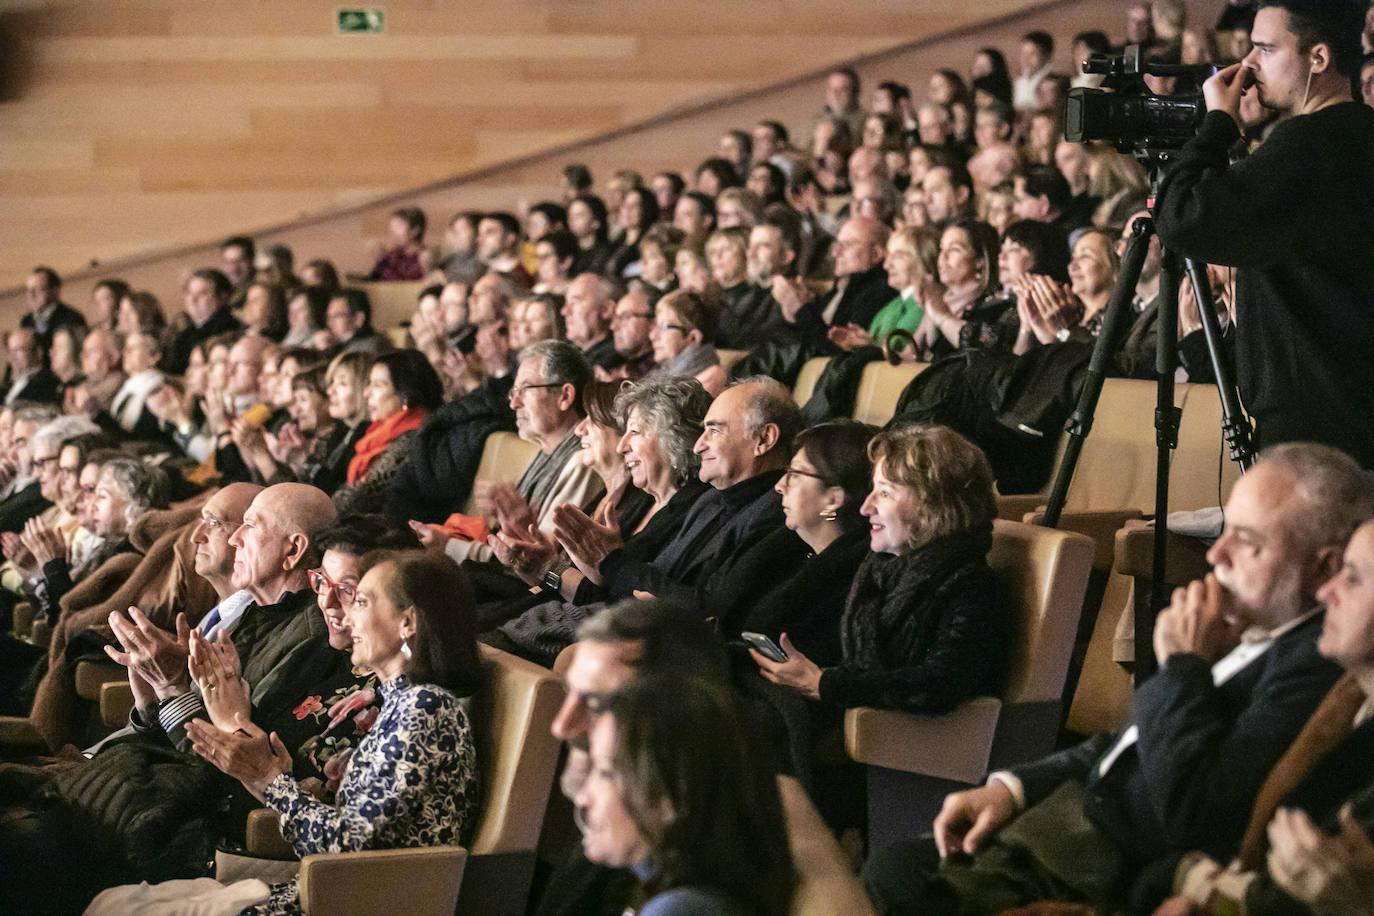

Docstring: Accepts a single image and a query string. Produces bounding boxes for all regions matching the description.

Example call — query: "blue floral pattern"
[239,675,479,916]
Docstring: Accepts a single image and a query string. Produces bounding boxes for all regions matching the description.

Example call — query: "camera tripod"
[1039,212,1254,683]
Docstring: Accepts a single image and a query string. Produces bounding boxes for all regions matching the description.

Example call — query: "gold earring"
[819,508,838,521]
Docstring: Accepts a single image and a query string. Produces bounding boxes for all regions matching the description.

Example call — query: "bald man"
[774,216,897,352]
[127,482,338,751]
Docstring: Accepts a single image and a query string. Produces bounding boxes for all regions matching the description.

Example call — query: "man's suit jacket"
[792,265,897,353]
[21,302,87,349]
[0,480,52,534]
[5,367,62,406]
[1011,613,1343,866]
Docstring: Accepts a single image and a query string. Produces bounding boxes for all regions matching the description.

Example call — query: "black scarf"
[839,523,993,668]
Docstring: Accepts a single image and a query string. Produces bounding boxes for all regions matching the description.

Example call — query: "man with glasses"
[25,480,257,750]
[0,404,59,533]
[430,340,602,584]
[602,288,656,380]
[3,328,61,407]
[20,266,85,350]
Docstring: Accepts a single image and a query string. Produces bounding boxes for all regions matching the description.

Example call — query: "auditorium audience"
[4,328,61,406]
[489,376,710,660]
[167,268,242,374]
[366,206,431,282]
[115,288,170,344]
[1152,515,1374,915]
[21,266,86,349]
[326,287,388,356]
[913,219,1004,355]
[416,339,600,569]
[750,423,1008,715]
[7,12,1372,912]
[562,273,621,372]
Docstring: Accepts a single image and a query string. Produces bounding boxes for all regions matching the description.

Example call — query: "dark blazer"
[1011,612,1343,866]
[793,265,897,353]
[5,367,63,406]
[21,302,87,349]
[599,470,791,612]
[0,481,51,534]
[714,527,864,668]
[165,308,244,375]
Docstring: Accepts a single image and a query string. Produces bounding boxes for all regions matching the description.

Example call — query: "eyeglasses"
[32,455,59,472]
[653,321,689,334]
[308,568,357,604]
[782,467,826,486]
[511,382,565,398]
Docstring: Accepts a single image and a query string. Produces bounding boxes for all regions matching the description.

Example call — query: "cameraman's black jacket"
[1154,104,1374,467]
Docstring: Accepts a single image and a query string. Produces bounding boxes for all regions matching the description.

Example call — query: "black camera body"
[1065,45,1217,153]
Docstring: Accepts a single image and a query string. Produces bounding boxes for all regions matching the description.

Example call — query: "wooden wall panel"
[0,0,1214,323]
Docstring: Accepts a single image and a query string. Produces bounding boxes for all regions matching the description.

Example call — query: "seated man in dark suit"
[21,266,87,350]
[862,442,1371,914]
[771,216,896,354]
[1152,516,1374,915]
[0,403,61,533]
[3,329,62,407]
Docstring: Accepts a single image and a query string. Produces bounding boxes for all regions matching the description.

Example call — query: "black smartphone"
[741,631,787,663]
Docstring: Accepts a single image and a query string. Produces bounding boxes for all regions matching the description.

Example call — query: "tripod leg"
[1184,259,1255,470]
[1042,216,1155,528]
[1141,250,1183,683]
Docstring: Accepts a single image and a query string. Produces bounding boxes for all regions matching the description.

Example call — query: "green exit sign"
[337,8,385,34]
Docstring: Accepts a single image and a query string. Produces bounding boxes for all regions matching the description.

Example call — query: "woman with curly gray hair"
[486,376,712,664]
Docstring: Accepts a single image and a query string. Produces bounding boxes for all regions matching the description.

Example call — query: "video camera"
[1065,45,1217,153]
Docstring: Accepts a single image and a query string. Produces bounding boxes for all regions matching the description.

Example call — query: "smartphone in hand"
[741,631,788,663]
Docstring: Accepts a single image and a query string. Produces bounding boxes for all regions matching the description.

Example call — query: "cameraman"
[1154,0,1374,467]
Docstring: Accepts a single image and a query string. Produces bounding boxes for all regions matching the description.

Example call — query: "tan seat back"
[357,279,428,328]
[791,356,830,406]
[1173,381,1242,511]
[1065,565,1135,736]
[468,645,567,856]
[850,361,925,426]
[1055,378,1175,512]
[987,519,1095,706]
[461,432,542,515]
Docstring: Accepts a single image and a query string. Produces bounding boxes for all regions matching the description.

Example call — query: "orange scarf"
[346,407,426,485]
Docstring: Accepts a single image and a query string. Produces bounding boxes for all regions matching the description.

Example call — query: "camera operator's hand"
[1203,63,1250,131]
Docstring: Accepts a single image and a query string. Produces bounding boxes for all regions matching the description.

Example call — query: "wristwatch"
[1055,327,1072,343]
[541,557,573,594]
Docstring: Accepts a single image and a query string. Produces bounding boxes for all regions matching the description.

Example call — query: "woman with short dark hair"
[333,349,443,515]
